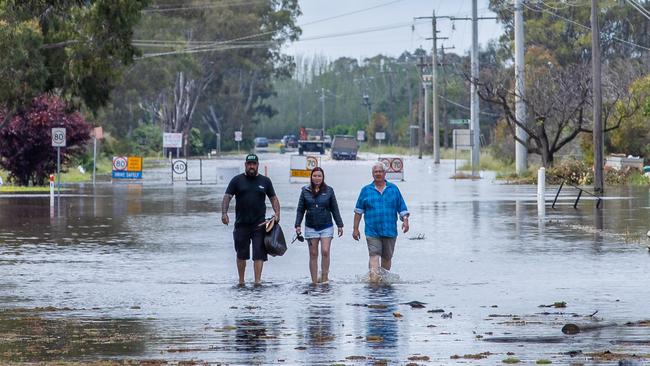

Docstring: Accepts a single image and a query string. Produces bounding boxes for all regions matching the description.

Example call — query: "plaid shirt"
[354,181,409,238]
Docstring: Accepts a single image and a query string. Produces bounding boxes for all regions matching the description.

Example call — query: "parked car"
[324,135,332,149]
[282,134,298,148]
[331,135,358,160]
[254,137,269,148]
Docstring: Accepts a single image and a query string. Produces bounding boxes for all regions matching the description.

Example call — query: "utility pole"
[320,87,326,133]
[470,0,480,178]
[424,81,430,142]
[432,11,441,164]
[417,56,429,159]
[440,44,455,149]
[417,12,447,164]
[592,0,603,192]
[514,0,528,175]
[416,7,493,169]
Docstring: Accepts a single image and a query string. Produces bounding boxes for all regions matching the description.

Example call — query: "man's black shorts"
[233,224,267,261]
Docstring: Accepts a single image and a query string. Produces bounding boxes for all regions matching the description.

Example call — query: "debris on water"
[294,346,307,350]
[366,335,384,342]
[450,352,492,360]
[441,312,453,319]
[408,233,425,240]
[428,309,445,313]
[402,301,426,308]
[368,304,388,309]
[346,355,367,360]
[407,355,430,361]
[538,302,567,308]
[502,357,521,364]
[393,311,403,318]
[536,359,552,364]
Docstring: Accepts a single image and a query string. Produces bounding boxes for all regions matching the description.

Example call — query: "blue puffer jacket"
[294,185,344,231]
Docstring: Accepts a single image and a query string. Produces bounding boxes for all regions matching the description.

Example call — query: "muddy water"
[1,153,650,365]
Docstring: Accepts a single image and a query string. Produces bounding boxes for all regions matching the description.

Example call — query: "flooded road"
[1,153,650,365]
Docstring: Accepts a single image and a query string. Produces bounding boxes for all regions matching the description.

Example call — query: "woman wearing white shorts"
[295,167,343,284]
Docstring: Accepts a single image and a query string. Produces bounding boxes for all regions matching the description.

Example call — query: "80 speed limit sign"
[51,128,66,147]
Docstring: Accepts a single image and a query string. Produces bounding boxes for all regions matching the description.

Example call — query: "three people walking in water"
[222,155,408,285]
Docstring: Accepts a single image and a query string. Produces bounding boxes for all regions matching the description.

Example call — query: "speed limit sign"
[306,156,318,170]
[51,128,66,147]
[112,156,128,171]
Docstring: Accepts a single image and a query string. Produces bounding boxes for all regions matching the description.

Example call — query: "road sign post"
[235,131,242,154]
[51,128,66,197]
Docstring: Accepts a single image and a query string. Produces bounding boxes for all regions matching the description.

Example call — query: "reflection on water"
[2,156,650,363]
[364,284,399,357]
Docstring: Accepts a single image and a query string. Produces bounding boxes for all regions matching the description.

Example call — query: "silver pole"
[92,137,97,185]
[470,0,480,177]
[57,147,61,196]
[514,0,528,174]
[432,11,440,164]
[424,85,429,142]
[592,0,603,192]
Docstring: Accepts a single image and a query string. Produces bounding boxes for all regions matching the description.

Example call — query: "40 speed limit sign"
[172,159,187,181]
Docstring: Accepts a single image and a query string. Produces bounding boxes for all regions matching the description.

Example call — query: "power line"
[141,0,265,13]
[522,2,650,52]
[625,0,650,21]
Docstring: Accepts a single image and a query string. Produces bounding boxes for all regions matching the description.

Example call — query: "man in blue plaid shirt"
[353,162,409,282]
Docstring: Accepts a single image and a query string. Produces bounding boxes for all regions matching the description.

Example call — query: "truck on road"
[298,127,325,155]
[331,135,358,160]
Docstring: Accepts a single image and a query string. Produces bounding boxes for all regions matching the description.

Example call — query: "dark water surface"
[1,153,650,365]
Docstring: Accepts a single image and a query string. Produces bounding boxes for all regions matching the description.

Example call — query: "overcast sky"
[284,0,506,60]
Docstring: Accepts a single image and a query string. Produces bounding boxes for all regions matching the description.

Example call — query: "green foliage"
[609,74,650,160]
[488,119,515,165]
[546,159,592,185]
[0,0,150,122]
[189,127,203,156]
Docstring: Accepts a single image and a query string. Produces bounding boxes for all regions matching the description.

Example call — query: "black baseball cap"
[245,153,259,163]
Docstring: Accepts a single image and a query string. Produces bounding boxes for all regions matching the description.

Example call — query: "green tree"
[0,0,150,128]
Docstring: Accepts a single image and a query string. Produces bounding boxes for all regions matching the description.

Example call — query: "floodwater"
[1,153,650,365]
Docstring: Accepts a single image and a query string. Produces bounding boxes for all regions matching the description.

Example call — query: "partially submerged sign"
[290,155,320,181]
[172,159,187,181]
[379,157,404,181]
[112,156,143,179]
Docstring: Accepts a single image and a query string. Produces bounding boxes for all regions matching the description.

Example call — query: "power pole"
[592,0,604,192]
[320,87,326,133]
[514,0,528,175]
[440,44,455,149]
[417,56,429,159]
[417,12,448,164]
[432,11,440,164]
[415,5,495,173]
[470,0,480,178]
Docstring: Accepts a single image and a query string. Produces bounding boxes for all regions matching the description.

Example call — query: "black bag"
[264,220,287,257]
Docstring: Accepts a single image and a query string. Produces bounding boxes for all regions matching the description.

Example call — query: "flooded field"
[1,153,650,365]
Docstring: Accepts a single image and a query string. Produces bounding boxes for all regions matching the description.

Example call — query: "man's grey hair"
[372,161,387,172]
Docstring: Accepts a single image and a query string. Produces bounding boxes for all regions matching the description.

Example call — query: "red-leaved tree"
[0,95,90,186]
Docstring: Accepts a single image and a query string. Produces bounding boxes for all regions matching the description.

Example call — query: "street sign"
[379,157,404,181]
[357,130,365,141]
[112,156,128,171]
[450,119,470,125]
[453,129,472,150]
[163,133,183,148]
[51,128,66,147]
[375,132,386,141]
[172,159,187,181]
[93,126,103,139]
[127,156,143,172]
[234,131,242,142]
[290,155,320,181]
[112,156,143,179]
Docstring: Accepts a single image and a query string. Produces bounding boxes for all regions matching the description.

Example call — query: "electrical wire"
[625,0,650,21]
[522,2,650,52]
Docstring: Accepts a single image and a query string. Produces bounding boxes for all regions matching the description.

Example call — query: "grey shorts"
[366,237,397,260]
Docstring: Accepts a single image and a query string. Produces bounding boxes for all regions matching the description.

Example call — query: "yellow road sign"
[127,156,143,172]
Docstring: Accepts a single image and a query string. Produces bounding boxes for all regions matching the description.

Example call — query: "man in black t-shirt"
[222,153,280,286]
